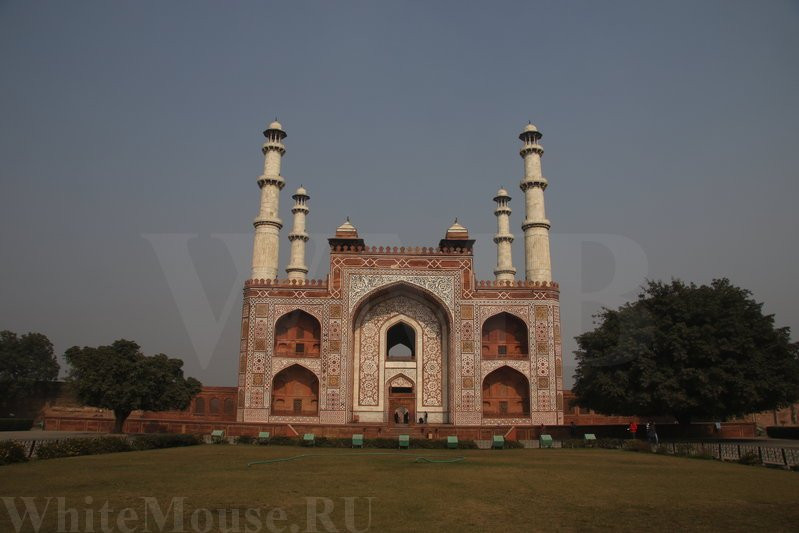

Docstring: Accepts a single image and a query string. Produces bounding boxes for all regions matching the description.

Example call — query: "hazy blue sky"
[1,1,797,387]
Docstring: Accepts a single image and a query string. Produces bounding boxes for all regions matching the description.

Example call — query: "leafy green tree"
[572,279,799,424]
[65,339,201,433]
[0,330,60,411]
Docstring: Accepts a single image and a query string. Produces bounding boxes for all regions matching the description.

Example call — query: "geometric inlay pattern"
[356,295,443,407]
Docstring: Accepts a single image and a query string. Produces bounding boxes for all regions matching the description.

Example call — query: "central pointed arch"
[350,281,453,423]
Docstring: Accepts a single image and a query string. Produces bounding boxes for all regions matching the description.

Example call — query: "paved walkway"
[738,438,799,448]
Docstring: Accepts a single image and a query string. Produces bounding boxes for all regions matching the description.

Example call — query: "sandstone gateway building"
[237,121,564,428]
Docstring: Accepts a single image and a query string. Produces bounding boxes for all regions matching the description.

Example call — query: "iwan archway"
[351,283,451,424]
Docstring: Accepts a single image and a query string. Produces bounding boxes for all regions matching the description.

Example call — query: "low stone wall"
[43,415,517,441]
[42,414,756,442]
[543,422,756,440]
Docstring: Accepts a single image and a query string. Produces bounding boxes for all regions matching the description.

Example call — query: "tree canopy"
[572,278,799,424]
[0,330,59,411]
[65,339,201,432]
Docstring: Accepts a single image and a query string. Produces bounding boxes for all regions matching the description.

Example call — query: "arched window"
[481,313,529,359]
[223,398,235,415]
[209,398,220,414]
[386,322,415,359]
[482,366,530,418]
[271,364,319,416]
[275,310,321,357]
[194,397,205,415]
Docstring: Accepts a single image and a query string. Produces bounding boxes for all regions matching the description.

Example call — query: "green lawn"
[1,445,798,532]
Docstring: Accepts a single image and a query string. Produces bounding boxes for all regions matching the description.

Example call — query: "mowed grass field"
[1,445,798,532]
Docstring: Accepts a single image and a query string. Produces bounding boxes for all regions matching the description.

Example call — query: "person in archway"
[394,411,399,424]
[403,411,409,424]
[424,411,428,424]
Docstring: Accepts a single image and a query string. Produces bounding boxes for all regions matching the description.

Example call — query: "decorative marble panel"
[356,295,443,406]
[389,375,414,388]
[349,273,455,314]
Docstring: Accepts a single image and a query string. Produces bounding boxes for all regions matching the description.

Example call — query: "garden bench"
[539,434,553,448]
[211,430,225,444]
[303,433,315,446]
[398,434,410,449]
[447,436,459,449]
[257,431,270,444]
[352,434,364,448]
[492,435,505,449]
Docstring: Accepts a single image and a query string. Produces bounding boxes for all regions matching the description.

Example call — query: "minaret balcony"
[493,234,515,244]
[519,144,544,157]
[261,142,286,155]
[519,177,548,191]
[257,175,286,189]
[521,219,551,231]
[253,217,283,230]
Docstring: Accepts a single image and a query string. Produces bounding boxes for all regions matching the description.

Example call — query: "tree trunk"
[675,413,693,425]
[112,410,131,434]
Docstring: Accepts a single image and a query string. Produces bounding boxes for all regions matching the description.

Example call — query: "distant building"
[236,121,564,427]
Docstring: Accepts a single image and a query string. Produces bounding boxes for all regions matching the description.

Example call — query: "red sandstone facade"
[236,223,565,428]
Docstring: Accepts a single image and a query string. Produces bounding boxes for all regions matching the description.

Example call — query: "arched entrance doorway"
[387,375,415,425]
[482,366,530,418]
[350,283,451,424]
[270,364,319,416]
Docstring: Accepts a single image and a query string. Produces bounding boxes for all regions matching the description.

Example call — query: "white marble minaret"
[519,123,552,282]
[251,120,286,279]
[493,188,516,282]
[286,185,310,280]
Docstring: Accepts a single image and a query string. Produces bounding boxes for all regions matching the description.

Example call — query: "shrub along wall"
[0,418,34,431]
[0,441,28,465]
[766,426,799,439]
[27,434,203,461]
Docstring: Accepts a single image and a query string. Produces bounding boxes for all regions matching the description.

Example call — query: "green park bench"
[539,434,553,448]
[584,433,597,446]
[257,431,270,444]
[303,433,315,446]
[492,435,505,449]
[211,430,225,444]
[447,436,459,449]
[398,434,410,449]
[352,434,364,448]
